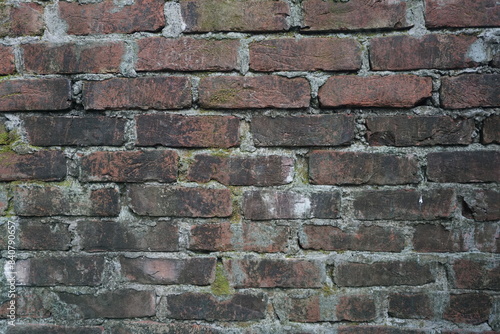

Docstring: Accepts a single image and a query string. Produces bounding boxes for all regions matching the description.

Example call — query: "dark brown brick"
[242,222,290,253]
[0,45,15,75]
[444,293,492,324]
[0,151,66,181]
[199,76,310,109]
[136,114,240,148]
[110,322,221,334]
[0,293,50,319]
[338,326,425,334]
[0,3,44,37]
[0,79,71,111]
[453,259,500,290]
[388,293,434,319]
[188,222,233,252]
[18,221,71,251]
[441,74,500,109]
[336,295,377,322]
[462,189,500,221]
[413,224,466,253]
[6,325,104,334]
[288,295,322,322]
[475,224,500,253]
[425,0,500,28]
[483,115,500,144]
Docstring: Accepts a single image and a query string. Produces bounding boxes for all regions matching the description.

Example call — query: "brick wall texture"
[0,0,499,333]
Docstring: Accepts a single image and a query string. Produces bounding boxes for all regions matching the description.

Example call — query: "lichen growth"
[211,261,233,296]
[209,88,240,105]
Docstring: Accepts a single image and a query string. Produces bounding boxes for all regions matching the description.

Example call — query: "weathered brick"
[18,221,71,251]
[353,189,455,220]
[250,38,361,72]
[188,222,233,252]
[252,114,355,147]
[319,75,432,108]
[137,37,239,72]
[388,293,433,319]
[413,224,466,253]
[199,76,310,109]
[475,224,500,253]
[16,256,104,286]
[338,326,425,334]
[110,322,221,334]
[300,225,405,252]
[57,289,156,319]
[78,220,179,252]
[483,115,500,144]
[370,34,480,70]
[0,151,66,181]
[462,189,500,221]
[452,259,500,290]
[120,256,216,285]
[80,150,178,183]
[165,292,267,321]
[335,261,434,287]
[309,151,419,185]
[427,151,500,183]
[128,185,232,217]
[82,77,191,110]
[0,3,44,37]
[302,0,409,32]
[337,295,377,322]
[441,74,500,109]
[366,116,475,146]
[242,222,290,253]
[6,325,103,334]
[24,116,126,147]
[425,0,500,28]
[0,185,8,215]
[23,42,124,74]
[288,295,322,322]
[0,46,15,75]
[0,79,71,111]
[443,293,492,324]
[187,154,293,186]
[243,190,341,220]
[442,331,499,334]
[59,0,165,35]
[224,258,324,288]
[136,114,240,148]
[180,0,289,32]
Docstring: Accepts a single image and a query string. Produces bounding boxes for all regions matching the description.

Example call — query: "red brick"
[224,258,324,288]
[0,293,50,319]
[18,221,71,251]
[187,154,293,186]
[462,189,500,221]
[24,116,126,147]
[57,289,156,318]
[0,78,71,111]
[441,74,500,109]
[136,114,240,148]
[6,325,104,334]
[413,224,466,253]
[128,185,232,217]
[370,34,480,70]
[23,42,124,74]
[366,116,475,146]
[82,77,191,110]
[137,37,239,72]
[319,75,432,108]
[111,322,222,334]
[338,326,425,334]
[302,0,410,32]
[353,188,455,220]
[180,0,289,33]
[242,222,290,253]
[427,151,500,183]
[0,46,15,75]
[444,293,492,324]
[300,225,405,252]
[336,295,377,322]
[0,151,66,181]
[16,256,104,286]
[250,37,361,72]
[120,256,216,285]
[252,114,355,147]
[0,3,44,37]
[453,259,500,290]
[188,222,233,252]
[475,224,500,253]
[442,331,499,334]
[288,295,322,322]
[388,293,433,319]
[81,150,178,183]
[199,76,310,109]
[59,0,164,35]
[425,0,500,28]
[483,115,500,144]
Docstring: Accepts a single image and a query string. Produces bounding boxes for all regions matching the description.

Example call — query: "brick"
[137,37,239,72]
[6,325,104,334]
[13,185,120,217]
[165,292,267,321]
[136,114,240,148]
[0,45,15,75]
[370,34,480,70]
[16,256,104,286]
[319,75,432,108]
[242,222,289,253]
[78,220,179,252]
[442,332,499,334]
[443,293,492,324]
[0,3,44,37]
[353,188,455,220]
[309,151,419,185]
[18,221,71,251]
[58,289,156,319]
[425,0,500,28]
[23,42,124,74]
[441,74,500,109]
[427,151,500,183]
[337,295,377,322]
[81,150,178,183]
[0,293,50,319]
[338,326,425,334]
[250,38,361,72]
[483,115,500,144]
[475,224,500,253]
[188,222,233,252]
[82,77,191,110]
[413,224,466,253]
[120,256,216,285]
[462,189,500,221]
[0,151,66,181]
[252,114,355,147]
[128,185,232,217]
[0,79,71,111]
[453,259,500,290]
[59,0,164,35]
[110,322,221,334]
[302,0,409,32]
[335,261,434,287]
[224,258,324,288]
[180,0,289,33]
[243,190,341,220]
[24,116,126,147]
[187,154,293,186]
[199,76,310,109]
[0,185,8,215]
[366,116,475,146]
[300,225,405,252]
[288,295,322,322]
[388,293,433,319]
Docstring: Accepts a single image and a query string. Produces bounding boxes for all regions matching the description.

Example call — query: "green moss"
[322,284,338,296]
[211,262,233,296]
[209,88,240,105]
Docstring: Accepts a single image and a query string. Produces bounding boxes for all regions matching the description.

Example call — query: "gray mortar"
[44,1,70,43]
[162,1,186,38]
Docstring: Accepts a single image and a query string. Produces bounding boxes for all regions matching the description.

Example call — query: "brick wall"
[0,0,499,333]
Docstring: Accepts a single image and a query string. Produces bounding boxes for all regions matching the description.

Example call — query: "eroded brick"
[0,151,66,181]
[413,224,467,253]
[0,3,44,37]
[425,0,500,28]
[0,79,71,111]
[441,74,500,109]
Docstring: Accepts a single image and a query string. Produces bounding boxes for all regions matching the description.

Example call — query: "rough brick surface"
[188,222,233,252]
[453,259,500,290]
[483,115,500,144]
[0,79,71,111]
[6,325,104,334]
[339,327,426,334]
[18,221,72,251]
[0,3,44,37]
[0,45,15,75]
[443,294,492,324]
[441,74,500,109]
[462,189,500,221]
[413,224,466,253]
[388,293,433,319]
[0,151,67,181]
[425,0,500,28]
